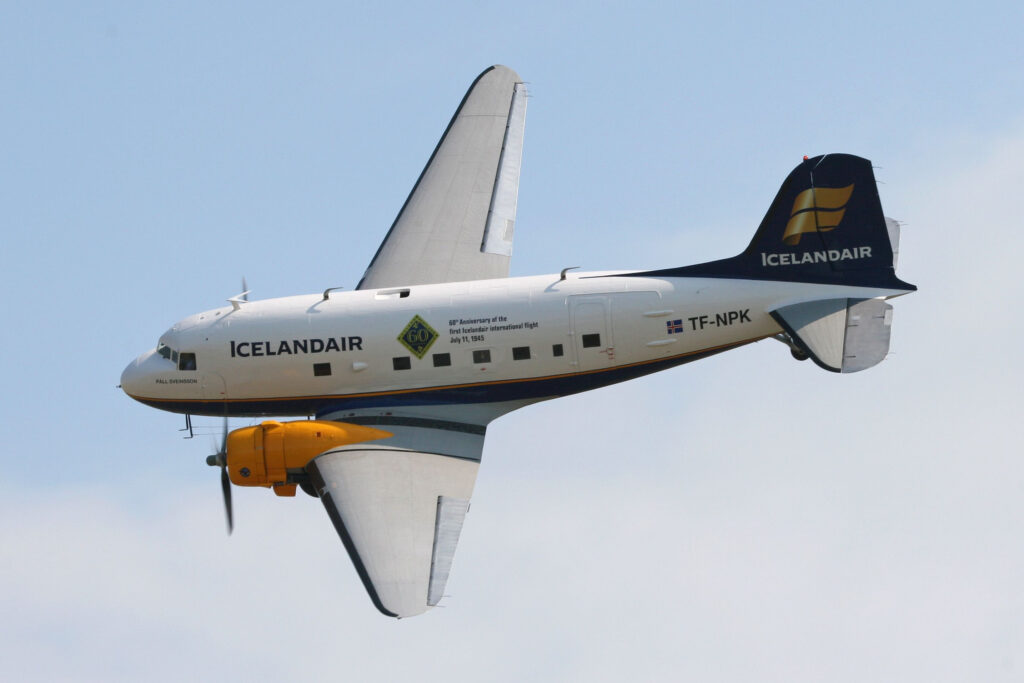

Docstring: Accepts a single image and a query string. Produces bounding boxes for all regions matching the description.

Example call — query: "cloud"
[6,109,1024,683]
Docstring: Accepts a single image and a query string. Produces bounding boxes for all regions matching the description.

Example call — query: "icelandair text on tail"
[761,246,871,266]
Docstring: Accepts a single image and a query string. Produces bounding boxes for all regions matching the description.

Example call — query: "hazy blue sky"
[3,2,1023,681]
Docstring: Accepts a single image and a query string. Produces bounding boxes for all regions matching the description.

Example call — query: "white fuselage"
[121,270,898,422]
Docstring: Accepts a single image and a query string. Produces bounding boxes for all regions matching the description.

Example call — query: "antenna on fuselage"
[560,266,580,281]
[228,277,251,311]
[322,286,344,301]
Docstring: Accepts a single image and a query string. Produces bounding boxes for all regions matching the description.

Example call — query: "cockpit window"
[159,340,195,370]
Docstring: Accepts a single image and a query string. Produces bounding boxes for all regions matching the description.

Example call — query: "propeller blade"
[221,464,234,534]
[241,277,248,302]
[206,417,233,534]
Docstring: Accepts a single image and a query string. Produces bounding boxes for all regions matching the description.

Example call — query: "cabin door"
[569,296,612,372]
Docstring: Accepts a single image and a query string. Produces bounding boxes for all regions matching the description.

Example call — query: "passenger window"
[473,349,491,364]
[393,357,411,370]
[512,346,530,360]
[432,353,451,367]
[178,353,197,371]
[581,334,601,348]
[313,362,332,377]
[552,344,564,357]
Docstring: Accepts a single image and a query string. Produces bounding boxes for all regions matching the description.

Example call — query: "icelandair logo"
[759,182,874,267]
[761,246,872,267]
[783,184,854,245]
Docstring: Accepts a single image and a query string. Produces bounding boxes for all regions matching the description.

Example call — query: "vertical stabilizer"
[633,154,916,292]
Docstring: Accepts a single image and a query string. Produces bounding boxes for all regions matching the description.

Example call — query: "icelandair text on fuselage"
[761,246,872,266]
[230,337,363,358]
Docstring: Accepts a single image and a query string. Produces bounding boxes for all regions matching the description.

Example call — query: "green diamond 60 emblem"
[397,315,438,359]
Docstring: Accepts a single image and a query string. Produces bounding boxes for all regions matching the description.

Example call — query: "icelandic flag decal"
[666,319,684,334]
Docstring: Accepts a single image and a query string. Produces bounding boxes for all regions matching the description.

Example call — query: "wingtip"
[480,64,521,82]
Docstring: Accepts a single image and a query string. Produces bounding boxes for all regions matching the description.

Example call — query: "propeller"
[205,417,233,534]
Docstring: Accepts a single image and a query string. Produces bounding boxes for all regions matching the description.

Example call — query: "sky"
[2,1,1023,680]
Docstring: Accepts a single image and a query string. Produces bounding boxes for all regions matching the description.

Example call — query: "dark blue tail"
[637,154,915,291]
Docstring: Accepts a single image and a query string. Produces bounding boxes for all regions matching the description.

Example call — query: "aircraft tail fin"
[742,155,910,372]
[637,154,916,292]
[624,154,915,373]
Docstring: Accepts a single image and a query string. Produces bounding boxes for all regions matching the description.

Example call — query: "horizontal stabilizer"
[772,298,893,373]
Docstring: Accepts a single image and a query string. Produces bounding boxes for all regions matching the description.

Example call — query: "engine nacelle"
[227,420,391,491]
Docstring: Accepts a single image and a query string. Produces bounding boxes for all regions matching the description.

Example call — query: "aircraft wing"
[306,415,485,617]
[355,65,527,290]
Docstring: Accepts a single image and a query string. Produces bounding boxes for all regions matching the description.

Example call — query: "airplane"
[121,65,916,618]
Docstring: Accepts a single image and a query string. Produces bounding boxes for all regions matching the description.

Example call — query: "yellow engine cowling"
[226,420,391,493]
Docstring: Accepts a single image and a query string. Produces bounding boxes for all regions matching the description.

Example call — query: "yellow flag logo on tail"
[782,184,855,245]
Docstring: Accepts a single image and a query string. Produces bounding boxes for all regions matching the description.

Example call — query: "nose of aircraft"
[120,349,160,398]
